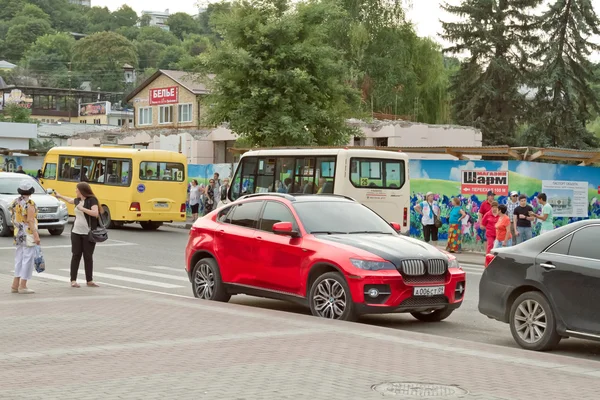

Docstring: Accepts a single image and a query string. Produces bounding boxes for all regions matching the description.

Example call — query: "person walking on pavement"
[531,193,554,235]
[217,177,231,208]
[414,192,441,246]
[506,191,519,245]
[477,190,495,221]
[189,179,202,221]
[446,197,467,253]
[513,194,534,244]
[494,204,512,249]
[9,180,40,294]
[481,201,500,254]
[54,183,101,288]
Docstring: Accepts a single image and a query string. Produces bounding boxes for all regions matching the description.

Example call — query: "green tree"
[137,26,179,46]
[4,18,53,61]
[112,5,138,29]
[135,40,167,69]
[84,6,112,33]
[524,0,600,148]
[200,0,360,146]
[73,31,137,91]
[0,103,36,123]
[198,2,232,37]
[167,12,201,40]
[140,14,152,27]
[158,45,187,69]
[22,32,76,87]
[14,4,51,22]
[116,26,140,41]
[0,0,25,20]
[442,0,542,145]
[182,34,212,56]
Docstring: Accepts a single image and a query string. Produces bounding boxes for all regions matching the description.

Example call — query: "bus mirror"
[390,222,401,232]
[46,188,55,195]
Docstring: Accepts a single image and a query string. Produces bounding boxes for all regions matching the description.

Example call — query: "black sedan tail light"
[484,253,496,268]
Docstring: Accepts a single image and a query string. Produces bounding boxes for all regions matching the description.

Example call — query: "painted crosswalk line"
[60,269,183,289]
[108,267,189,282]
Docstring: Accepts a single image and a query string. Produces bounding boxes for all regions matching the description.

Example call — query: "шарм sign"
[461,170,509,196]
[149,86,178,105]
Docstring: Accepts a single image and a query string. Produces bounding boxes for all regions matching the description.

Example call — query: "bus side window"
[43,163,57,180]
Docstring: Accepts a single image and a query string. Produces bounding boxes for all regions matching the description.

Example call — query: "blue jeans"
[516,227,532,244]
[494,240,512,249]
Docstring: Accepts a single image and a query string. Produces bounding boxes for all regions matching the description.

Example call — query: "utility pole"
[68,62,72,122]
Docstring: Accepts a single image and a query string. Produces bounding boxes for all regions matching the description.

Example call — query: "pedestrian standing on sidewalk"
[506,191,519,245]
[477,191,495,221]
[204,178,216,215]
[217,177,231,208]
[513,195,534,244]
[9,180,40,294]
[494,204,512,249]
[446,197,467,253]
[481,201,499,254]
[189,179,201,221]
[531,193,554,235]
[54,183,100,288]
[414,192,441,246]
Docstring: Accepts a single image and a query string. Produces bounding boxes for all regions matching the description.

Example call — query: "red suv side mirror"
[272,222,299,237]
[390,222,401,232]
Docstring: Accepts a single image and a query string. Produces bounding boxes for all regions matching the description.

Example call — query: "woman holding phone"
[54,182,101,288]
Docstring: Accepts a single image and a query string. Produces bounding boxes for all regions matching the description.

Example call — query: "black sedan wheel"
[509,291,561,351]
[309,272,356,321]
[192,258,230,302]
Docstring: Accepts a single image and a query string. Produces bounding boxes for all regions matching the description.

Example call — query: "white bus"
[228,148,411,233]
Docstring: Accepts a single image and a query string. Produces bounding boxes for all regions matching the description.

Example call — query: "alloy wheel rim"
[514,299,547,343]
[194,263,215,299]
[313,278,346,319]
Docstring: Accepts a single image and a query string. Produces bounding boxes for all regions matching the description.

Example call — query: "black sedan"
[479,220,600,351]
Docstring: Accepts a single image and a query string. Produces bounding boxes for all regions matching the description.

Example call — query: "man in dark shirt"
[513,194,534,244]
[15,166,26,174]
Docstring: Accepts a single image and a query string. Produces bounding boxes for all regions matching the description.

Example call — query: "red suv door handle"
[218,230,225,235]
[256,236,262,240]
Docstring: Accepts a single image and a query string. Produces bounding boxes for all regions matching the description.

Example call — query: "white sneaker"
[18,288,35,294]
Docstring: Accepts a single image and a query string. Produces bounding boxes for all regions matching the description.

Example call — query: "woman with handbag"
[54,182,101,288]
[9,180,40,294]
[414,192,442,246]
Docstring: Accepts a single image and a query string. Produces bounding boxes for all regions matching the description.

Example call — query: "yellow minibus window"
[43,163,57,180]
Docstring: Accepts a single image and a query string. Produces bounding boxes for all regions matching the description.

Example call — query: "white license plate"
[154,203,169,208]
[37,214,53,220]
[413,286,445,297]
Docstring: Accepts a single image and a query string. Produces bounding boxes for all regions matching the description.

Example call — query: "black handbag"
[88,215,108,243]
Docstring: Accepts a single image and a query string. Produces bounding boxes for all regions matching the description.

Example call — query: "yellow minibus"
[40,147,187,230]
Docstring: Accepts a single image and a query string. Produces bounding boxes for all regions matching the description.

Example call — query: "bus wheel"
[101,205,115,229]
[140,222,162,231]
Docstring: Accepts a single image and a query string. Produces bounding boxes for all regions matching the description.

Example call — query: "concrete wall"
[0,122,37,149]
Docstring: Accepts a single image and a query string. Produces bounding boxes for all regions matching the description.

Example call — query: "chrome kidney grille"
[401,259,426,276]
[428,259,447,275]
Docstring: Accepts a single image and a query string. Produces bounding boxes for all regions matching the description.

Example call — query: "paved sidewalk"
[2,275,597,400]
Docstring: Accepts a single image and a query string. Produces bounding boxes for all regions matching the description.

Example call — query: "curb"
[165,223,193,230]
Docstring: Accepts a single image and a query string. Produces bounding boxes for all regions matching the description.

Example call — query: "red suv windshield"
[292,201,395,234]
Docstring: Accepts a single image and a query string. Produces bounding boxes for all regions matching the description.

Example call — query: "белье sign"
[461,170,509,196]
[149,86,178,105]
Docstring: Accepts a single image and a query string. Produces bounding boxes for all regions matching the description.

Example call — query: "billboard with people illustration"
[409,160,600,251]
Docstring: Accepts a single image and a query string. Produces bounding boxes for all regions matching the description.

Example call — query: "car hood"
[314,233,447,267]
[0,193,61,208]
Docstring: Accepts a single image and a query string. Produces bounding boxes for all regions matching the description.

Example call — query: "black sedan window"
[568,226,600,260]
[292,201,395,234]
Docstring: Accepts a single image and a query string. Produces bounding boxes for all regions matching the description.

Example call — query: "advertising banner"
[541,180,588,218]
[149,86,178,105]
[79,101,110,116]
[461,170,509,196]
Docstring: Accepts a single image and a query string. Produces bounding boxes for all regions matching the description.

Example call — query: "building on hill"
[141,9,170,31]
[69,0,91,6]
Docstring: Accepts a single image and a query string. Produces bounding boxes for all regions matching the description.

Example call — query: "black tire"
[509,291,562,351]
[411,308,454,322]
[48,227,64,236]
[191,258,230,302]
[308,271,356,321]
[0,211,12,237]
[101,205,117,229]
[140,221,163,231]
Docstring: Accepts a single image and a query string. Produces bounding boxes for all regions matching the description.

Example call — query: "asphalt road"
[1,224,599,361]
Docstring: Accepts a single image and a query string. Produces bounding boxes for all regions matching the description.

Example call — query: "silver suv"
[0,172,69,236]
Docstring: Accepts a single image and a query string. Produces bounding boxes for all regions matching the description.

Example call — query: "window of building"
[375,138,388,147]
[93,118,101,124]
[80,120,87,124]
[159,105,173,124]
[139,161,185,181]
[138,107,152,125]
[178,103,193,123]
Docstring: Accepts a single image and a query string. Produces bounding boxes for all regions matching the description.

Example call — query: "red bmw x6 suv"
[185,193,466,321]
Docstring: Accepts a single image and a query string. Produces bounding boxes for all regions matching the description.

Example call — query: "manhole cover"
[372,382,469,397]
